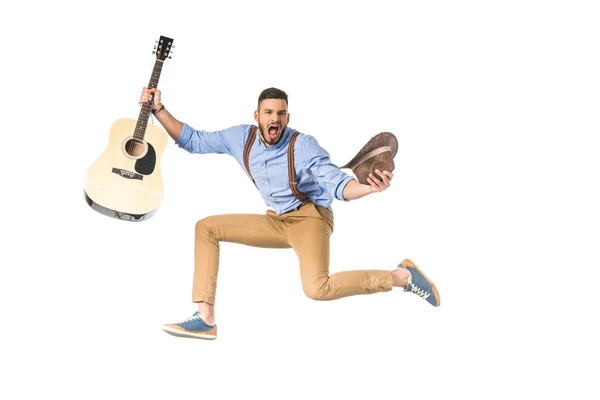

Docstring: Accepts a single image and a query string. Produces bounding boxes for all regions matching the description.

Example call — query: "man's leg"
[286,204,396,300]
[193,213,290,322]
[163,212,290,339]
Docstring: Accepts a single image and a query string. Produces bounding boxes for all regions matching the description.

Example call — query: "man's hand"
[139,87,162,110]
[367,169,393,193]
[342,170,394,200]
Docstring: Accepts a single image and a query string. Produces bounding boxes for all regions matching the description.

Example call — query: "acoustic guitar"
[84,36,174,222]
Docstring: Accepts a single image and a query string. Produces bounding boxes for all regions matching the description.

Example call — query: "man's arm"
[342,169,393,200]
[301,135,394,201]
[342,179,372,200]
[140,87,183,141]
[153,106,183,141]
[140,87,242,155]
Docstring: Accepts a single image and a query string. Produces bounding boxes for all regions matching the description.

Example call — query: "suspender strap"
[243,126,308,202]
[243,127,257,186]
[288,131,308,203]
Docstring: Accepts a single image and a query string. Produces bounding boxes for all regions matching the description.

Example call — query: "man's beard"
[258,123,285,145]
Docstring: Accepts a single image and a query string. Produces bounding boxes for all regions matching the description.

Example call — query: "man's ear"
[254,110,259,123]
[287,113,290,124]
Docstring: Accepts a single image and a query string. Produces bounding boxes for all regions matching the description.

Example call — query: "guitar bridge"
[112,168,143,180]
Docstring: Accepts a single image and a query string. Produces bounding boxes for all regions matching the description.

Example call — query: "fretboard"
[133,60,164,140]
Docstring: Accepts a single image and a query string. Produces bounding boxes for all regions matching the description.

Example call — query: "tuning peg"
[152,51,156,55]
[172,45,176,48]
[154,45,157,49]
[168,56,172,59]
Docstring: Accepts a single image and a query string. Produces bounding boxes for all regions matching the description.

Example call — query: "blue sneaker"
[162,312,217,340]
[399,259,441,307]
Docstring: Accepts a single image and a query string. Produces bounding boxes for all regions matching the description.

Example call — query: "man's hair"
[257,87,288,109]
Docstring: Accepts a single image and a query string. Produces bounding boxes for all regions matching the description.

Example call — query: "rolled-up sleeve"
[175,123,236,155]
[301,135,355,201]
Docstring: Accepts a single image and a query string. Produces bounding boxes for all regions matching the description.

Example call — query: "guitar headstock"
[154,36,174,61]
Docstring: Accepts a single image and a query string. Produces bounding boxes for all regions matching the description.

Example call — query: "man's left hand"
[367,169,393,193]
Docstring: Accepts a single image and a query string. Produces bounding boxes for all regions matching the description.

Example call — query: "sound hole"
[124,138,146,158]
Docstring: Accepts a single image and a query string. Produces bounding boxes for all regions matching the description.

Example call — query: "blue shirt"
[175,123,355,215]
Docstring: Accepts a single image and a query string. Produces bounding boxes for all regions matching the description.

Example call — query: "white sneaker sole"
[162,325,217,340]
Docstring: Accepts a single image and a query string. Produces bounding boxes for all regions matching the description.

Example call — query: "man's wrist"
[152,103,165,114]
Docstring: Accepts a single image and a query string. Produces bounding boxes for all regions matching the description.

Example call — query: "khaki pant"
[192,202,393,305]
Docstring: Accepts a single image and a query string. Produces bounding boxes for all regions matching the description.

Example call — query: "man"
[139,87,440,340]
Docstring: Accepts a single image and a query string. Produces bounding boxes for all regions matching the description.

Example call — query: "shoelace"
[178,314,202,326]
[409,282,431,300]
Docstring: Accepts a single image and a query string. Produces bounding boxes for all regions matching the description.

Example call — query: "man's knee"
[302,279,330,301]
[195,218,208,234]
[195,217,219,238]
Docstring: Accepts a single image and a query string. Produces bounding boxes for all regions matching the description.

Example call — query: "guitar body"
[84,118,168,221]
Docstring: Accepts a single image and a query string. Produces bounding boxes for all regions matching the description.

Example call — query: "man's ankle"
[391,268,410,289]
[198,303,215,325]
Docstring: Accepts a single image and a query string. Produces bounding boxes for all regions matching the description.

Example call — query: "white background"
[1,1,599,399]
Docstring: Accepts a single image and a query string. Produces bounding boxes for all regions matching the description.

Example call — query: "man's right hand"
[140,87,162,110]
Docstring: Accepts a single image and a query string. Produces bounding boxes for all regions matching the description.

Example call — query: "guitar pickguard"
[135,142,156,175]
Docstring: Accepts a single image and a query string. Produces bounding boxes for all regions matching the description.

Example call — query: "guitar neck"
[127,35,173,140]
[134,59,165,140]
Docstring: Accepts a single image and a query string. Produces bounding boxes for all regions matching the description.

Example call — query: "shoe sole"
[402,259,441,307]
[162,325,217,340]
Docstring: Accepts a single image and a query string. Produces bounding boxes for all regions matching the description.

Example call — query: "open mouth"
[267,125,280,139]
